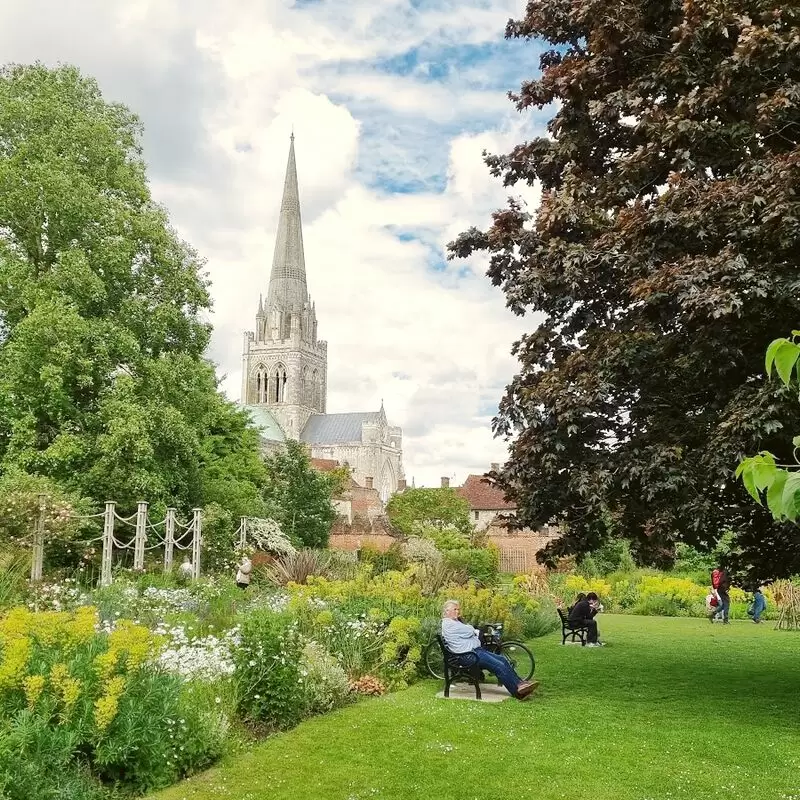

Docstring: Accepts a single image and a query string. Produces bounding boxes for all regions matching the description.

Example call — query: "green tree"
[449,2,800,578]
[386,487,473,536]
[262,440,338,549]
[0,63,265,522]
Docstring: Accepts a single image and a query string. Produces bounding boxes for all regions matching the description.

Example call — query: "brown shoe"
[516,680,539,699]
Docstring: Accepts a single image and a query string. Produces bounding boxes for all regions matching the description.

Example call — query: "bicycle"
[423,621,535,682]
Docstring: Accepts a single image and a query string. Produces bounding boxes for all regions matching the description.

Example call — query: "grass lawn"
[150,615,800,800]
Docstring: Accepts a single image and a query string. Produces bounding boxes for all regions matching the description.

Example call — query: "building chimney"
[365,477,373,490]
[490,462,500,472]
[397,479,407,491]
[440,477,450,488]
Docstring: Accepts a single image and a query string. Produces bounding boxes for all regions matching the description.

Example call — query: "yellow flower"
[60,677,82,714]
[0,607,34,645]
[23,674,45,708]
[94,675,126,732]
[94,650,118,681]
[315,610,334,627]
[0,636,31,691]
[50,663,82,715]
[107,621,160,671]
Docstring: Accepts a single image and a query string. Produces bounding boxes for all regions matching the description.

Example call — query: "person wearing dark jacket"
[568,591,604,646]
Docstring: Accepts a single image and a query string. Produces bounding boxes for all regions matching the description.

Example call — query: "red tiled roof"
[457,474,516,511]
[310,457,340,472]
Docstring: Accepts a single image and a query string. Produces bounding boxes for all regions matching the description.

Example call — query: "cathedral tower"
[241,135,328,439]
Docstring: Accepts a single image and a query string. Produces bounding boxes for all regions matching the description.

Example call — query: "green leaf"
[753,458,778,492]
[792,435,800,449]
[780,472,800,522]
[766,469,788,519]
[765,338,786,376]
[740,462,761,504]
[774,340,800,386]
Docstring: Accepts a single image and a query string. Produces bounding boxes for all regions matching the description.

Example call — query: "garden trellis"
[29,495,203,586]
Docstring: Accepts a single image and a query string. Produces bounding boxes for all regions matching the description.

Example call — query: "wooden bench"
[436,635,483,699]
[557,608,589,646]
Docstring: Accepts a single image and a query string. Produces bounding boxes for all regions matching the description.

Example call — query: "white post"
[133,501,148,571]
[239,517,247,553]
[191,508,202,580]
[164,508,176,572]
[100,501,115,587]
[30,494,46,583]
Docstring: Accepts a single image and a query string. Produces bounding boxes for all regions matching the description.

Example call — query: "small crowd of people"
[705,567,767,624]
[437,566,770,702]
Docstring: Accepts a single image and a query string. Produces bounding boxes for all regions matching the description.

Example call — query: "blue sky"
[0,0,549,487]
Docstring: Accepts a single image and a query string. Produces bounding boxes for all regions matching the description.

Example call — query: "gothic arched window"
[302,366,310,406]
[254,363,268,403]
[311,369,319,409]
[273,363,287,403]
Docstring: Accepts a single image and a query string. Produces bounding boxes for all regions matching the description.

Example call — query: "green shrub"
[300,642,352,714]
[672,543,715,574]
[578,539,636,577]
[443,547,499,586]
[420,525,470,551]
[518,597,560,639]
[359,543,407,574]
[631,594,688,617]
[233,610,305,730]
[260,548,333,586]
[0,712,108,800]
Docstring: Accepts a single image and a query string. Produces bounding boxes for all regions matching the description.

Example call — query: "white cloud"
[0,0,545,489]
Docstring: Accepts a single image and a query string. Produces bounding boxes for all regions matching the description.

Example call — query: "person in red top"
[709,568,731,624]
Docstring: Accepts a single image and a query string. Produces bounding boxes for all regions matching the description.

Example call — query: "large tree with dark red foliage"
[449,0,800,580]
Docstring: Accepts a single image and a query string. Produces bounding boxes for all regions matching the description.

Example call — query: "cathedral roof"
[267,134,310,311]
[240,404,286,443]
[300,412,383,444]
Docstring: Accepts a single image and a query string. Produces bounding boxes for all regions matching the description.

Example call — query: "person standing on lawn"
[747,587,767,623]
[568,591,604,646]
[709,567,731,624]
[440,600,537,700]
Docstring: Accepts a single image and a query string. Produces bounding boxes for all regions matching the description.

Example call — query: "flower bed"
[0,562,556,797]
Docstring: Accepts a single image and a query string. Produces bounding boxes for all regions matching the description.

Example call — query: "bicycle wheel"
[501,641,535,680]
[423,639,445,680]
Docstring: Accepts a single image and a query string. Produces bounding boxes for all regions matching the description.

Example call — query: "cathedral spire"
[267,135,308,311]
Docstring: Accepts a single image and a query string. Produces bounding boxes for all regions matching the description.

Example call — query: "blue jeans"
[714,592,730,622]
[458,647,524,697]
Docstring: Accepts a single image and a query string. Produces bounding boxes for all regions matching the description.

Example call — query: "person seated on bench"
[567,592,587,615]
[567,591,604,647]
[441,600,537,700]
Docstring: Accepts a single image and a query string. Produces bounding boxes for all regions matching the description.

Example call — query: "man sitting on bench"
[441,600,536,700]
[568,591,604,647]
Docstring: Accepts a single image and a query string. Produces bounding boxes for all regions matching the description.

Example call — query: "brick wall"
[486,525,561,574]
[329,532,397,552]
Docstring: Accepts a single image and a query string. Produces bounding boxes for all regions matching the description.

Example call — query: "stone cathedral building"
[240,136,405,502]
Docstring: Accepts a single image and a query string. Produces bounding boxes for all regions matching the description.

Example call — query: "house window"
[474,511,479,520]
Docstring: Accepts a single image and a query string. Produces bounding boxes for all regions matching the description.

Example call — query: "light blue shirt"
[441,617,480,654]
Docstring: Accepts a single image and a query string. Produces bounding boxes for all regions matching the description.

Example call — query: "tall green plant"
[0,549,27,609]
[737,335,800,521]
